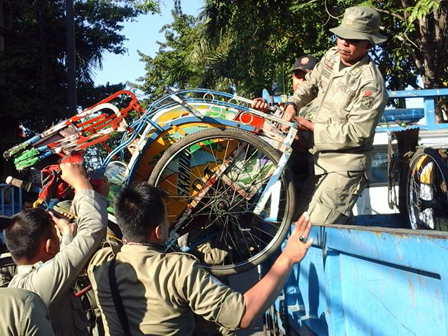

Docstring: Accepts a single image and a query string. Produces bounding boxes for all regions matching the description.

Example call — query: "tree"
[136,0,447,111]
[0,0,159,178]
[130,8,207,102]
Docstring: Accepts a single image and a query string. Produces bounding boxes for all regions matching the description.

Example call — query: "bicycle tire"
[148,128,296,276]
[407,147,448,230]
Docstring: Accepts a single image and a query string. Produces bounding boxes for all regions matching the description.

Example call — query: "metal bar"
[1,187,4,215]
[253,124,298,215]
[424,97,437,131]
[18,187,22,213]
[388,88,448,98]
[11,187,14,215]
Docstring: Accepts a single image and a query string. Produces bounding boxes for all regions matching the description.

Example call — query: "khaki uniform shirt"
[8,190,108,336]
[0,287,55,336]
[288,47,388,177]
[88,244,245,336]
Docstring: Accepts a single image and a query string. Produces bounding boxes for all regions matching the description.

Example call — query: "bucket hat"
[329,6,387,44]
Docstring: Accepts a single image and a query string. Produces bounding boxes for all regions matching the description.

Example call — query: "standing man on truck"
[280,6,389,224]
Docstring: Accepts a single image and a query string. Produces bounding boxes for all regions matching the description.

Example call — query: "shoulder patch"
[361,96,375,110]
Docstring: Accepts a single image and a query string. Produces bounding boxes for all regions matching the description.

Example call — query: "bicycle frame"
[5,88,299,247]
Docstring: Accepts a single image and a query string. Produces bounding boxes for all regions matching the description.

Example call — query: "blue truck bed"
[269,224,448,336]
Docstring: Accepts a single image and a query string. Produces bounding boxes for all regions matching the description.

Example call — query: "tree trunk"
[0,0,4,55]
[38,1,51,124]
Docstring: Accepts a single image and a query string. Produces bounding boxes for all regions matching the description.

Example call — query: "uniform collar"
[122,242,165,252]
[333,53,370,78]
[16,261,44,274]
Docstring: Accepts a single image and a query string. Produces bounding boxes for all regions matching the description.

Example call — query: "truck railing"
[378,88,448,132]
[267,88,448,132]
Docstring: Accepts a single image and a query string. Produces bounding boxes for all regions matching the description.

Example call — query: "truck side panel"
[279,225,448,335]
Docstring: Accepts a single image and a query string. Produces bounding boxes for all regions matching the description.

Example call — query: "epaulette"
[349,67,362,78]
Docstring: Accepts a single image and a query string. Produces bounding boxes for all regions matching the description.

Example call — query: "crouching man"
[88,183,313,335]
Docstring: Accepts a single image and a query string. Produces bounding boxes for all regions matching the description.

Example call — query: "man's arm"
[26,163,108,304]
[240,213,313,328]
[176,214,312,330]
[22,290,56,335]
[282,55,324,124]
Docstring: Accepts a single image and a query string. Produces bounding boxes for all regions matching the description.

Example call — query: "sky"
[93,0,204,87]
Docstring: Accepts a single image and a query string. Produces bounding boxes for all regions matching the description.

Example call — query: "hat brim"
[330,26,387,44]
[291,66,308,73]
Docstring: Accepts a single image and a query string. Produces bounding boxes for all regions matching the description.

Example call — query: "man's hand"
[281,213,313,266]
[49,211,77,237]
[280,105,296,132]
[60,162,92,192]
[294,116,314,132]
[240,212,313,329]
[251,98,269,113]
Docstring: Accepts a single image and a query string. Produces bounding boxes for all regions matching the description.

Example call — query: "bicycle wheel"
[148,128,295,276]
[407,147,448,230]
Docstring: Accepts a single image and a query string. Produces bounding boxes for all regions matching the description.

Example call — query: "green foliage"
[129,10,214,103]
[135,0,447,103]
[406,0,440,24]
[0,0,158,144]
[0,0,159,177]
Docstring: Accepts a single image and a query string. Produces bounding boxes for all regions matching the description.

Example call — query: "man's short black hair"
[114,183,168,243]
[4,208,54,262]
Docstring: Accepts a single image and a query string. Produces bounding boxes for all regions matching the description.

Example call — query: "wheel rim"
[152,132,291,273]
[408,150,448,230]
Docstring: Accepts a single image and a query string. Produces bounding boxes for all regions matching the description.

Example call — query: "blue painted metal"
[273,88,448,131]
[376,89,448,132]
[0,184,22,216]
[382,108,424,123]
[274,224,448,336]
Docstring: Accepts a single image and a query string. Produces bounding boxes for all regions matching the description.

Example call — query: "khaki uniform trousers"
[307,171,368,225]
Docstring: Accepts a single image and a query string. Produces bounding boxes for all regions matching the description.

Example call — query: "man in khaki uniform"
[291,55,318,93]
[88,183,313,335]
[4,162,108,336]
[280,6,389,224]
[0,287,55,335]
